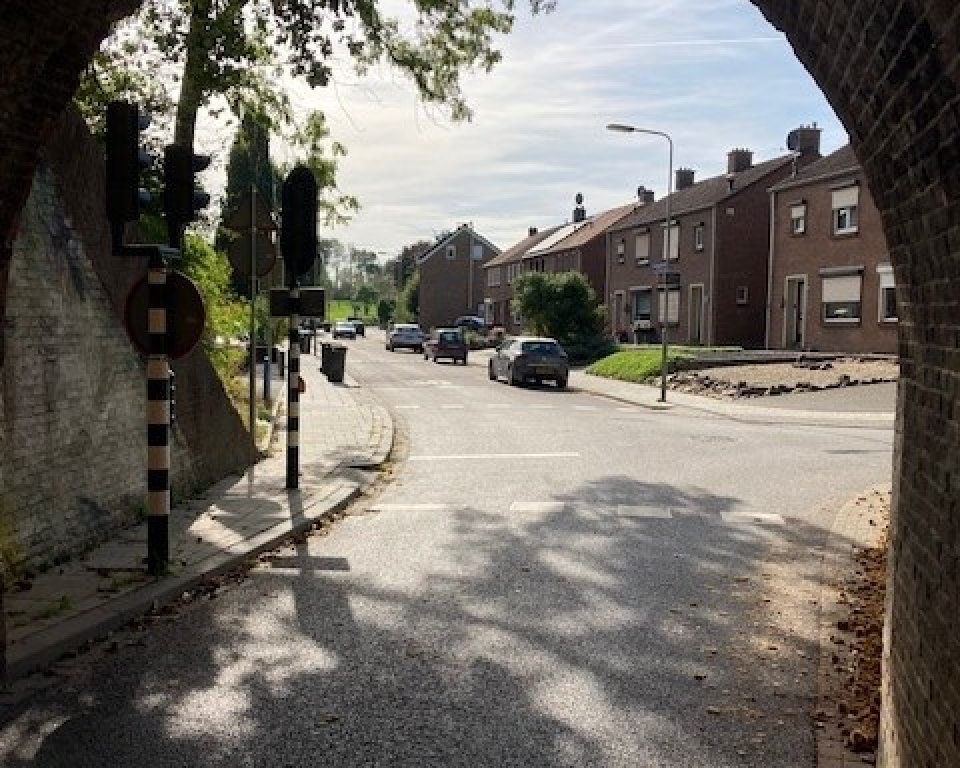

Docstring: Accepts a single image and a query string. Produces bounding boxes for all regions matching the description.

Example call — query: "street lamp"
[607,123,674,402]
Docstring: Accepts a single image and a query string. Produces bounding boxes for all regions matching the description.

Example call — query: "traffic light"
[280,166,318,279]
[105,100,151,249]
[164,144,211,248]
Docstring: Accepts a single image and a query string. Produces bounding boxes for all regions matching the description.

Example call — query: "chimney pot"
[727,148,753,174]
[528,226,538,237]
[675,168,695,191]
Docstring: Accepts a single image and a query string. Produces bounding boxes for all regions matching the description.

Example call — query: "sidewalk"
[3,351,393,681]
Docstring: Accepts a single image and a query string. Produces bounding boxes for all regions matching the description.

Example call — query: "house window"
[471,243,484,261]
[487,267,501,287]
[694,224,704,251]
[616,239,625,264]
[822,273,862,323]
[446,245,456,260]
[736,286,749,305]
[662,223,680,261]
[878,265,897,322]
[635,233,650,266]
[832,186,859,235]
[657,286,680,325]
[790,204,807,235]
[631,288,653,326]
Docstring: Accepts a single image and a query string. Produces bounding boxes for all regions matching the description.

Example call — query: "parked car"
[488,336,568,388]
[424,328,468,364]
[386,323,425,353]
[454,315,487,331]
[347,317,365,336]
[332,320,357,340]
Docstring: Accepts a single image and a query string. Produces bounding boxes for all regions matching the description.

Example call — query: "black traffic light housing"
[164,144,211,248]
[280,166,318,280]
[105,100,152,250]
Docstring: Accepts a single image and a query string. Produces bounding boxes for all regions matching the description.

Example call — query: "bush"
[561,335,619,366]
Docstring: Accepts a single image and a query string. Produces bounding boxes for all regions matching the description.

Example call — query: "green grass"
[586,344,744,382]
[326,299,376,322]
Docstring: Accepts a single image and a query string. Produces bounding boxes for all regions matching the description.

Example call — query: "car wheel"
[488,361,496,381]
[556,376,568,390]
[508,364,520,386]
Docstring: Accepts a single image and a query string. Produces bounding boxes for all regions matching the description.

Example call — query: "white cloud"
[199,0,847,256]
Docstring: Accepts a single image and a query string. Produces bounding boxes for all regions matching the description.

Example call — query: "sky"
[207,0,849,259]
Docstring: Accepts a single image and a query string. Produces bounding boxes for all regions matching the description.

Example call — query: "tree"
[396,270,420,322]
[512,271,605,344]
[355,283,378,316]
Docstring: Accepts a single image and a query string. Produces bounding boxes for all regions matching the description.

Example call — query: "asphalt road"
[0,331,894,767]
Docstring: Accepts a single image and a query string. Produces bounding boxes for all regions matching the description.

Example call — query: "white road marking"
[441,404,465,409]
[395,405,421,410]
[408,452,580,462]
[721,512,786,525]
[618,505,673,519]
[486,403,511,408]
[573,405,598,411]
[510,501,567,513]
[368,503,451,512]
[529,404,554,410]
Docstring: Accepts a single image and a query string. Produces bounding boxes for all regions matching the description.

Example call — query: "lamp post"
[606,123,674,402]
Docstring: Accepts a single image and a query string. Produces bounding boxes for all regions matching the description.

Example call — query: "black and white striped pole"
[146,249,170,575]
[287,282,300,489]
[280,166,318,491]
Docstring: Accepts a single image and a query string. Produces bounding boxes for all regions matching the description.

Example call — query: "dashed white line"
[618,505,673,519]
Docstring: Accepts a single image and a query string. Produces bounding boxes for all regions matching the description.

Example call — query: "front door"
[689,284,705,345]
[613,293,624,336]
[785,276,806,349]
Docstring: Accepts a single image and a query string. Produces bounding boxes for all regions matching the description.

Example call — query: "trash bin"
[321,342,332,374]
[325,344,347,383]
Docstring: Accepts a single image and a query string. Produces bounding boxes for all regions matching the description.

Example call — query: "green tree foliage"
[511,271,605,343]
[354,283,378,316]
[396,270,420,322]
[377,297,395,325]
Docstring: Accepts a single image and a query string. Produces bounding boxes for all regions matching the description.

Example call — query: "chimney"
[572,192,586,223]
[675,168,695,191]
[786,123,822,157]
[637,185,655,205]
[727,148,753,173]
[528,226,538,237]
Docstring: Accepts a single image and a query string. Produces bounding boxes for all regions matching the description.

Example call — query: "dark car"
[488,336,568,388]
[424,328,468,364]
[347,317,365,336]
[332,320,357,340]
[454,315,487,331]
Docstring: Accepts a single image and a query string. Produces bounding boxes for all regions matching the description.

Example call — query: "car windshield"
[438,331,461,343]
[335,322,352,329]
[395,324,419,332]
[521,340,562,355]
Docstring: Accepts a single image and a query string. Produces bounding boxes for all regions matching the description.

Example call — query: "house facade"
[605,127,822,348]
[416,224,500,331]
[766,145,896,354]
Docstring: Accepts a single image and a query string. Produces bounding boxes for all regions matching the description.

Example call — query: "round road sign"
[123,270,206,360]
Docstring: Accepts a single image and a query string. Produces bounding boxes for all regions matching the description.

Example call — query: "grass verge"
[585,348,695,382]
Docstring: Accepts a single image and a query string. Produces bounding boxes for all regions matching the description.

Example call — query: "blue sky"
[268,0,847,257]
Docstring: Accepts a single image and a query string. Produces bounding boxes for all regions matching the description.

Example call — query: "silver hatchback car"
[488,336,569,389]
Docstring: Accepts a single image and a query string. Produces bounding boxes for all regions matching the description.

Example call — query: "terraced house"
[605,126,822,348]
[766,145,895,354]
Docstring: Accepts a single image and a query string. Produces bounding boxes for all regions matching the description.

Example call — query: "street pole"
[606,123,674,401]
[287,278,300,490]
[248,184,257,449]
[146,248,170,576]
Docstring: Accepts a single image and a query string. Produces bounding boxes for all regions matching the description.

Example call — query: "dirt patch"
[669,359,899,399]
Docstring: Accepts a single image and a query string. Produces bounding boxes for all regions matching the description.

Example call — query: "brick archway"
[1,2,957,764]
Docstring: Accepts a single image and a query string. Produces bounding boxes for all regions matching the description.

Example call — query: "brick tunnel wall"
[0,109,254,573]
[0,2,958,766]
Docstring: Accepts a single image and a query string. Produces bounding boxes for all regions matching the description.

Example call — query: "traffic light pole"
[286,279,300,490]
[248,185,257,452]
[146,248,171,576]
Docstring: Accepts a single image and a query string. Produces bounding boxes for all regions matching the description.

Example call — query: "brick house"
[482,224,565,331]
[766,145,896,354]
[416,224,499,331]
[481,197,640,334]
[605,127,822,348]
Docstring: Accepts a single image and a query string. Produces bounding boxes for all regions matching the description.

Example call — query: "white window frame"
[790,203,807,235]
[662,223,680,261]
[821,272,862,324]
[630,286,653,327]
[616,239,625,264]
[487,267,501,287]
[694,224,704,252]
[831,186,860,235]
[736,285,749,305]
[635,232,650,266]
[657,286,681,326]
[446,244,457,260]
[877,265,897,323]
